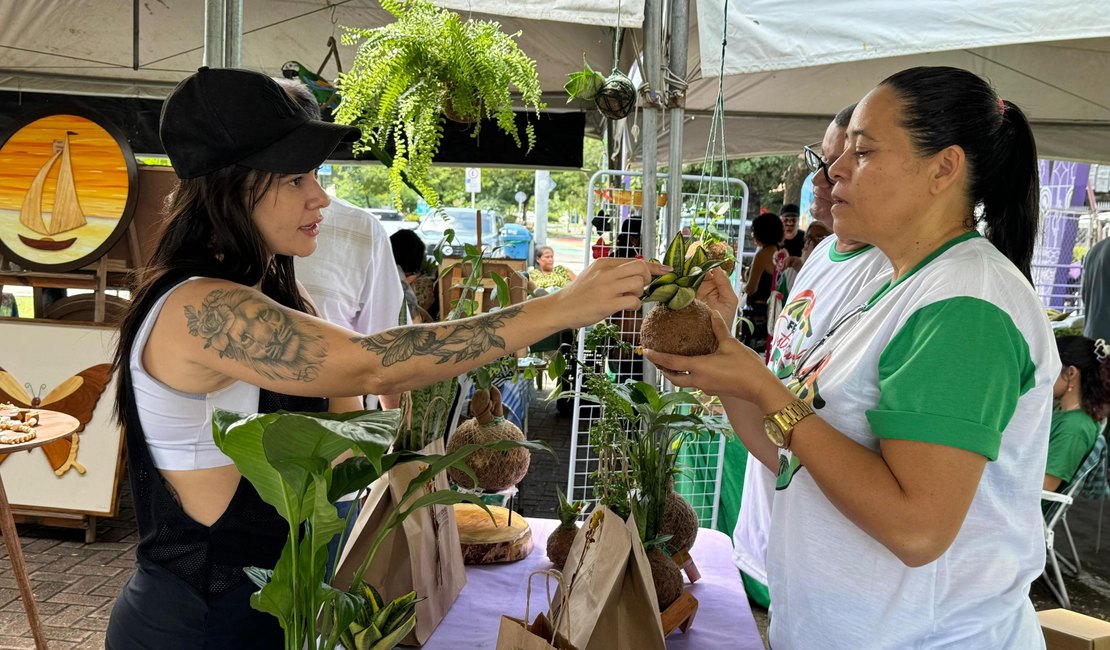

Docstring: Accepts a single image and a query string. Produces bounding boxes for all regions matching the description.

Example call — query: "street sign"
[465,167,482,193]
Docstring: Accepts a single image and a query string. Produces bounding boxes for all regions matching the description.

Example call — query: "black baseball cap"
[780,203,800,217]
[160,67,360,179]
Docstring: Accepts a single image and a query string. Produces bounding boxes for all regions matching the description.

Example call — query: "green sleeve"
[1045,411,1100,481]
[865,297,1036,460]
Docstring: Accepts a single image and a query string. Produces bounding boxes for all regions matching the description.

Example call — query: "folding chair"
[1075,427,1110,552]
[1041,436,1104,609]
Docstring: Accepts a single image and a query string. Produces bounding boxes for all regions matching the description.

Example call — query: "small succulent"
[642,234,725,311]
[556,487,586,528]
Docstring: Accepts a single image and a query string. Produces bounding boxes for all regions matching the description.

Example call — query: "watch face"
[764,418,786,447]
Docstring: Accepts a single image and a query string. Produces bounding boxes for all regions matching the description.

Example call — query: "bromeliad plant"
[336,0,544,210]
[212,407,550,650]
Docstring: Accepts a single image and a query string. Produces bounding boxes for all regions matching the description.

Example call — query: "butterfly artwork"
[0,363,112,476]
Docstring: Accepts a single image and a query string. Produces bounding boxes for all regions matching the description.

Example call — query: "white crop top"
[130,278,260,470]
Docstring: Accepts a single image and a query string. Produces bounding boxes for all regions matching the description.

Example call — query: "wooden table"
[0,409,79,650]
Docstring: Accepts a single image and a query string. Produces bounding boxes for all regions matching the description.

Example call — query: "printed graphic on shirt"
[769,289,817,376]
[775,353,833,490]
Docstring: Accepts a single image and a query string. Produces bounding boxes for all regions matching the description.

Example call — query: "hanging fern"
[336,0,545,210]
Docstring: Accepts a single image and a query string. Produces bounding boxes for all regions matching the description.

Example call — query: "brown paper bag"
[495,570,577,650]
[553,507,665,650]
[333,438,465,646]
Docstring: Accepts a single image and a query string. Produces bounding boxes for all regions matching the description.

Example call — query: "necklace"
[792,303,867,384]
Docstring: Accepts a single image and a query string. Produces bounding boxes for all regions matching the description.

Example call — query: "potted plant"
[336,0,545,209]
[212,407,550,649]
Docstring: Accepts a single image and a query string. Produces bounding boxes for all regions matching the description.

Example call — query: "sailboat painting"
[0,112,136,272]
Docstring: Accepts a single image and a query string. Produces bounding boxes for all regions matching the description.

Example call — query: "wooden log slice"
[453,503,533,565]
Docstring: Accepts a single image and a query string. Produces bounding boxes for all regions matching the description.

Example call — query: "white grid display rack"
[566,170,750,530]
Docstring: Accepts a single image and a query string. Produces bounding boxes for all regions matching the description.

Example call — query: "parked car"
[367,208,417,236]
[414,208,504,257]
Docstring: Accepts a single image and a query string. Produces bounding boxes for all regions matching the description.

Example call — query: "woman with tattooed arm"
[105,68,661,649]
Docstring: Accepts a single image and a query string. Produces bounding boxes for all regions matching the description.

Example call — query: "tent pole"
[641,0,664,389]
[666,0,690,241]
[203,0,242,68]
[203,0,226,68]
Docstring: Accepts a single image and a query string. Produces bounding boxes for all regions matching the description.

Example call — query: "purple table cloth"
[417,518,763,649]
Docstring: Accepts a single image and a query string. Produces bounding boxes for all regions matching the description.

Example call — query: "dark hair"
[833,102,857,129]
[390,229,426,275]
[752,212,784,248]
[534,245,553,262]
[880,66,1039,281]
[1057,335,1110,422]
[112,165,312,425]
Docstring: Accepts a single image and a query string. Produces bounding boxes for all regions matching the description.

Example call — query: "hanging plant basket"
[595,71,637,121]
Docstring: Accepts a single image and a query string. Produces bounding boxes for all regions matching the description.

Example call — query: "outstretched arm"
[145,258,661,400]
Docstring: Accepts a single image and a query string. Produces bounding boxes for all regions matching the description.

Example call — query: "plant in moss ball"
[336,0,545,210]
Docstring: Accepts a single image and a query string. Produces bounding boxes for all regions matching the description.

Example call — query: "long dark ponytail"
[881,66,1039,281]
[113,164,313,424]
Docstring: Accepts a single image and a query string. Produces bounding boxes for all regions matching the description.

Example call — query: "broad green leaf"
[547,352,567,380]
[490,272,511,309]
[213,412,299,521]
[310,474,346,554]
[243,566,272,591]
[326,587,366,648]
[328,456,379,503]
[464,242,480,258]
[685,246,708,275]
[248,541,296,633]
[395,488,493,524]
[328,410,401,475]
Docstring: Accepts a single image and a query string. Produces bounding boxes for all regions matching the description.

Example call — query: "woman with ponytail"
[646,66,1058,647]
[1046,336,1110,491]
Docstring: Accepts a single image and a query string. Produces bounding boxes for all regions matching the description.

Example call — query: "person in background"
[529,245,576,291]
[739,212,783,354]
[772,221,834,302]
[391,228,433,324]
[1083,236,1110,341]
[106,67,659,648]
[731,103,892,610]
[650,66,1055,647]
[800,221,833,265]
[778,203,806,257]
[1045,335,1110,491]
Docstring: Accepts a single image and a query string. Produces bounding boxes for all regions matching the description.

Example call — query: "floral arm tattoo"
[354,305,524,367]
[184,288,327,382]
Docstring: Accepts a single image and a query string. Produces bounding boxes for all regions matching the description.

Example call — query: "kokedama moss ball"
[546,524,579,569]
[705,241,736,275]
[647,546,684,611]
[446,418,530,491]
[661,490,699,554]
[640,300,719,366]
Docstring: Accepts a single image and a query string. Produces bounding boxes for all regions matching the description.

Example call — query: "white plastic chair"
[1041,438,1103,609]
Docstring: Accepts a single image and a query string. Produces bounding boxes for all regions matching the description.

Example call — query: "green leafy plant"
[212,407,551,649]
[336,0,544,210]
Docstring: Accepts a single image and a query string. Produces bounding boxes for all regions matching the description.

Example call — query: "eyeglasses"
[803,142,832,186]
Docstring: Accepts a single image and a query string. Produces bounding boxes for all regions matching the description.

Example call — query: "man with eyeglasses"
[731,102,894,610]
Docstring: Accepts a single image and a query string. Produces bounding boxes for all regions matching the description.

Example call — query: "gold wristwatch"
[763,399,815,449]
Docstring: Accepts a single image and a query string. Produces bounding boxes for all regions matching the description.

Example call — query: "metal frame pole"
[666,0,690,242]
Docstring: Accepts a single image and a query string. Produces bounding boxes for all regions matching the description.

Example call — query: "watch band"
[769,399,815,448]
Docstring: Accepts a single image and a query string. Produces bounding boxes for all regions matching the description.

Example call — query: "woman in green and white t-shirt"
[647,66,1056,648]
[1045,335,1109,492]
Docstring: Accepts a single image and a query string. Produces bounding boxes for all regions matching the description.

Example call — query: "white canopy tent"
[660,0,1110,163]
[0,0,642,99]
[2,0,1108,164]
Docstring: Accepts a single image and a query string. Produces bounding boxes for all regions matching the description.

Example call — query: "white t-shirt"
[732,236,891,588]
[768,233,1056,648]
[295,197,407,406]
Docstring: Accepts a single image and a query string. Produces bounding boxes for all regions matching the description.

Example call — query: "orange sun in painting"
[0,115,129,219]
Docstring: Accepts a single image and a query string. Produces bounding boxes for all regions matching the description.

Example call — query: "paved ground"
[2,390,1109,648]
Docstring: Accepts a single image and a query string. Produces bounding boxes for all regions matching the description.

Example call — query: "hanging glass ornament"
[595,70,636,120]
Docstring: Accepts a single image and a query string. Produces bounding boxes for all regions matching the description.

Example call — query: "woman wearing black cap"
[106,67,661,648]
